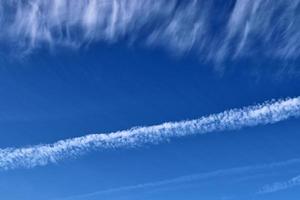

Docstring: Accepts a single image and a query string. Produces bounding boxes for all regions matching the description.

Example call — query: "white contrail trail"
[258,175,300,194]
[56,157,300,199]
[0,96,300,170]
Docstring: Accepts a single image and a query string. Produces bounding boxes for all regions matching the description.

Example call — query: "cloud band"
[0,96,300,170]
[0,0,299,60]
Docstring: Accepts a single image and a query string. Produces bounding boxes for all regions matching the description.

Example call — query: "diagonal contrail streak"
[0,96,300,170]
[55,157,300,200]
[258,174,300,194]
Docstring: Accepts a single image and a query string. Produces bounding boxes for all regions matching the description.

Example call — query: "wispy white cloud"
[56,157,300,199]
[258,175,300,194]
[0,0,299,60]
[0,97,300,170]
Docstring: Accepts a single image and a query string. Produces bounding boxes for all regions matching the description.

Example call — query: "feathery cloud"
[0,0,299,60]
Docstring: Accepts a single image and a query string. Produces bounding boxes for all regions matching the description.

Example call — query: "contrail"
[258,175,300,194]
[56,157,300,199]
[0,96,300,170]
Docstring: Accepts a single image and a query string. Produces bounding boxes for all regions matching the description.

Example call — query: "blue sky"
[0,0,300,200]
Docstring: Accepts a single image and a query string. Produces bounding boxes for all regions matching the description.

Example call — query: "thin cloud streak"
[56,158,300,200]
[0,97,300,170]
[259,175,300,194]
[0,0,299,60]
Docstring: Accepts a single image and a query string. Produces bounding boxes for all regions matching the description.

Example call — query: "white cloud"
[0,0,299,60]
